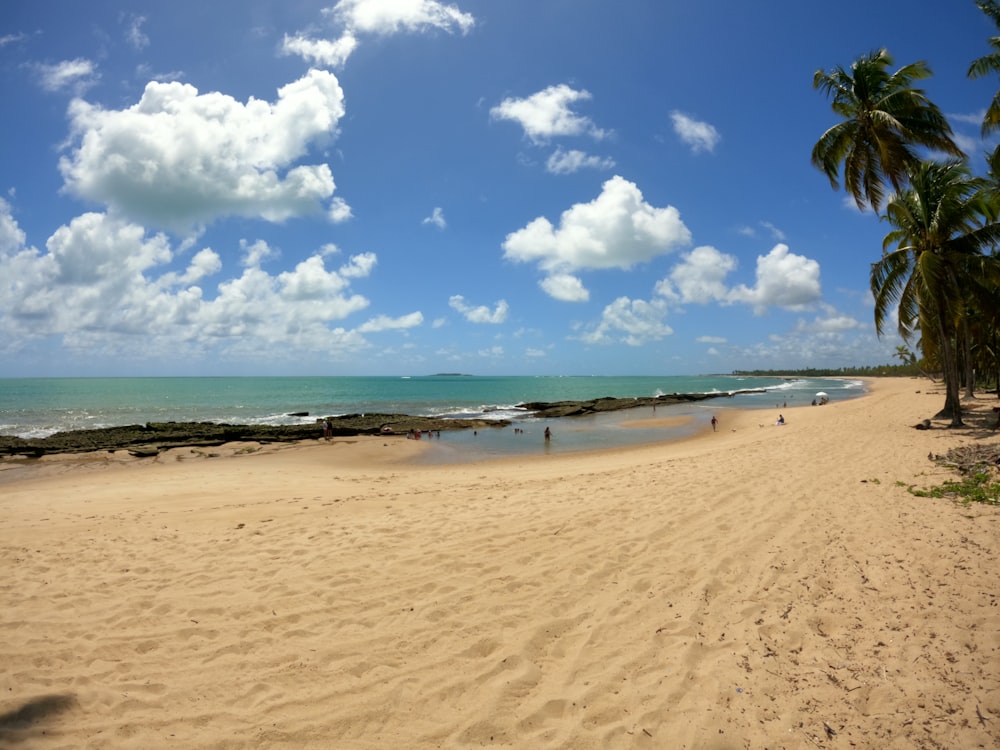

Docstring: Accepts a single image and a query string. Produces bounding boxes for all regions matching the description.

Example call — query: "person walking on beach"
[711,415,718,432]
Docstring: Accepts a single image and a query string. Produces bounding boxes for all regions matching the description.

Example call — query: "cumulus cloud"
[0,198,26,255]
[281,33,359,68]
[58,69,348,234]
[504,176,691,299]
[491,84,607,144]
[728,244,822,314]
[283,0,474,68]
[539,273,589,302]
[577,297,672,346]
[449,295,509,323]
[0,204,408,363]
[655,243,822,314]
[671,111,720,154]
[658,245,737,304]
[545,147,615,175]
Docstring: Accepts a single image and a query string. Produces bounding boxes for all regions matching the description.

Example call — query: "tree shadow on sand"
[0,693,77,745]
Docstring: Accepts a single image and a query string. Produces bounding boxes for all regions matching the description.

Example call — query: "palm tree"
[871,160,1000,425]
[813,49,964,213]
[968,0,1000,135]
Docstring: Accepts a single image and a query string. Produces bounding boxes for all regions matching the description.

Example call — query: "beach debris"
[913,419,932,430]
[977,704,992,726]
[823,721,837,738]
[128,447,160,458]
[930,444,1000,474]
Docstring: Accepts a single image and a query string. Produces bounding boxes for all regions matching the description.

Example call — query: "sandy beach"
[1,377,998,749]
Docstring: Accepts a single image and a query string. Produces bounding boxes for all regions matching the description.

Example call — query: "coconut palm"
[968,0,1000,135]
[813,49,963,213]
[872,160,1000,425]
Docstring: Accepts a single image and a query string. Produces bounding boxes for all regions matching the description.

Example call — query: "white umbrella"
[815,391,828,398]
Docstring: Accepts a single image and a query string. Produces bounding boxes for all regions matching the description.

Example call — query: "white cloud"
[0,33,28,48]
[240,239,278,269]
[37,58,97,94]
[449,295,509,323]
[657,245,737,304]
[728,244,822,314]
[0,207,393,362]
[491,84,607,144]
[578,297,672,346]
[357,311,424,332]
[422,206,447,229]
[283,0,473,68]
[282,33,359,69]
[760,221,786,241]
[794,312,863,334]
[330,0,475,36]
[124,14,150,51]
[545,147,615,175]
[504,176,691,281]
[539,273,589,302]
[0,198,27,255]
[697,335,727,344]
[670,111,720,154]
[339,251,377,278]
[157,247,222,288]
[58,69,348,234]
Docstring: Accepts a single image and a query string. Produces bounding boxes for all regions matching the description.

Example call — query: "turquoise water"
[0,374,863,444]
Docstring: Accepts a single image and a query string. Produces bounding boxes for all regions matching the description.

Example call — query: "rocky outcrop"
[518,392,720,419]
[0,414,502,458]
[0,391,734,458]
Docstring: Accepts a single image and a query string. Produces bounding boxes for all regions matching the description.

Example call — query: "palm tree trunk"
[961,318,976,398]
[934,307,964,426]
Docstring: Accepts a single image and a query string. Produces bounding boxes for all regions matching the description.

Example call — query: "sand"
[1,377,998,749]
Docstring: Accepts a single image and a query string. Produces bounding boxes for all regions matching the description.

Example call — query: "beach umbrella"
[815,391,828,397]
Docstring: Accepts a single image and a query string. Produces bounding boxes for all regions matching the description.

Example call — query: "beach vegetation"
[811,49,962,213]
[813,9,1000,423]
[909,472,1000,506]
[873,160,1000,425]
[910,443,1000,505]
[731,363,925,377]
[968,0,1000,135]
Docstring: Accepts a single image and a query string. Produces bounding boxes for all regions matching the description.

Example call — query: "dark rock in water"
[518,392,718,419]
[0,414,505,458]
[0,390,729,458]
[287,411,310,417]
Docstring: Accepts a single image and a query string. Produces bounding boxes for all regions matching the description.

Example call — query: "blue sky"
[0,0,997,377]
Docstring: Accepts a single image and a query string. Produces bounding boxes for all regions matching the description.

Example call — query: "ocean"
[0,375,865,459]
